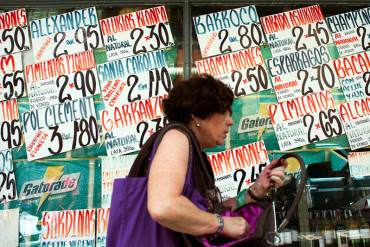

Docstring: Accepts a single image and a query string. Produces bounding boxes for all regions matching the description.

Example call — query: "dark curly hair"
[162,75,234,123]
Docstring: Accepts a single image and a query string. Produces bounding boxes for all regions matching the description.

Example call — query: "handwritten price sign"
[0,53,26,101]
[22,97,99,160]
[101,66,172,108]
[261,5,332,57]
[0,150,17,204]
[104,116,168,156]
[194,5,265,58]
[0,9,31,56]
[100,6,174,61]
[326,7,370,56]
[30,7,103,62]
[208,141,269,199]
[268,90,343,151]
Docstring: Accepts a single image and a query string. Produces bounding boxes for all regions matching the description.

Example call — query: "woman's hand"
[221,216,249,239]
[251,158,287,199]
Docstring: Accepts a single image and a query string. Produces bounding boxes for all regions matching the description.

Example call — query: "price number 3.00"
[0,26,29,55]
[303,109,343,143]
[130,22,173,55]
[53,24,101,58]
[48,116,99,155]
[292,21,330,51]
[218,23,264,54]
[233,163,267,194]
[0,150,16,203]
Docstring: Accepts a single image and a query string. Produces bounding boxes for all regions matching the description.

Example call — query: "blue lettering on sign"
[267,46,331,76]
[326,7,370,33]
[193,6,258,35]
[30,7,98,39]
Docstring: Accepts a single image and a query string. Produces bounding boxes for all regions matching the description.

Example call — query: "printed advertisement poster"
[41,209,96,247]
[208,141,269,199]
[195,47,271,97]
[100,66,172,108]
[268,90,344,151]
[30,7,103,62]
[237,114,272,134]
[100,6,174,61]
[260,5,333,57]
[101,154,136,207]
[96,208,110,247]
[22,97,99,160]
[0,99,21,150]
[326,7,370,57]
[102,99,167,156]
[0,208,19,246]
[0,53,26,101]
[267,46,339,102]
[25,51,100,109]
[0,149,17,204]
[333,50,370,101]
[193,5,266,58]
[337,97,370,150]
[16,159,100,245]
[0,9,31,56]
[348,151,370,178]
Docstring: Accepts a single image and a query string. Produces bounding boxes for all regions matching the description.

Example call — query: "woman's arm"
[147,129,247,238]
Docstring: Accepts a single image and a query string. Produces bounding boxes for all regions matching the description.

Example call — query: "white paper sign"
[0,53,26,101]
[195,47,271,96]
[268,90,344,151]
[260,5,333,57]
[348,151,370,177]
[41,209,96,246]
[0,99,21,150]
[0,149,17,204]
[337,97,370,150]
[97,49,167,83]
[101,66,172,108]
[208,141,269,199]
[25,51,99,109]
[22,97,99,160]
[100,6,174,61]
[104,115,167,156]
[326,7,370,57]
[96,208,110,247]
[30,7,103,62]
[333,51,370,102]
[0,9,31,56]
[267,46,339,102]
[0,208,19,246]
[101,155,136,207]
[193,5,266,58]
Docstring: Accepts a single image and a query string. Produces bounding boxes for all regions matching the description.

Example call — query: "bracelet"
[236,189,248,208]
[214,213,224,234]
[247,186,263,201]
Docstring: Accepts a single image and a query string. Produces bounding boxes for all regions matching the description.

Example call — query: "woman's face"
[197,111,234,148]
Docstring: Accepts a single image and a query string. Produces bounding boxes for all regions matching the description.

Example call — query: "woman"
[146,75,286,245]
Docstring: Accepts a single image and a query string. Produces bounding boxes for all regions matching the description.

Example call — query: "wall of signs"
[0,3,369,246]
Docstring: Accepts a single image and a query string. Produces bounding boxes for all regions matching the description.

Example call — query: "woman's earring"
[196,122,200,127]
